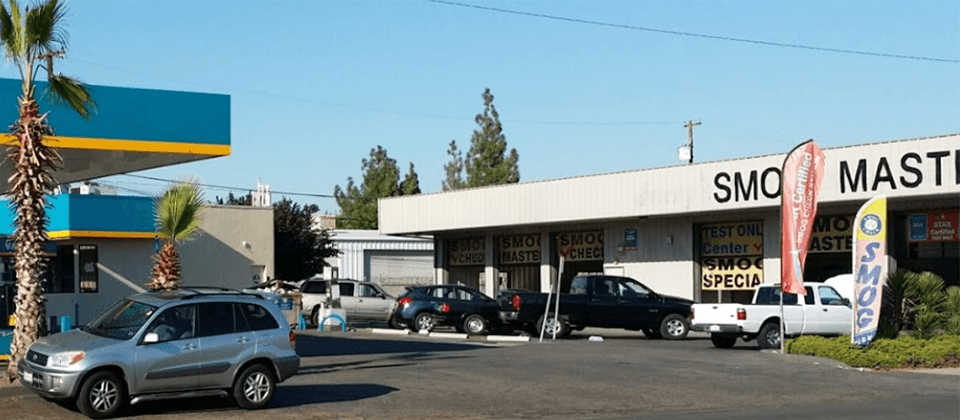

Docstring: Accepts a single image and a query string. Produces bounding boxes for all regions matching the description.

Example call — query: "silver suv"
[17,288,300,419]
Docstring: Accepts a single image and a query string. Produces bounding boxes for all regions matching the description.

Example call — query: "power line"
[118,173,379,201]
[69,56,681,127]
[426,0,959,64]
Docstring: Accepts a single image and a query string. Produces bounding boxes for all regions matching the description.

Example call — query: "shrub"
[786,335,960,368]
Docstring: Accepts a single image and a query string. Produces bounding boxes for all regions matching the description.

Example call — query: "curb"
[366,328,531,342]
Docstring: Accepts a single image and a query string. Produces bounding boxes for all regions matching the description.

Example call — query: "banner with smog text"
[852,196,887,346]
[780,140,826,296]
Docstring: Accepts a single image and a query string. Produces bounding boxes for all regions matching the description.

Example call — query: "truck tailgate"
[691,303,744,332]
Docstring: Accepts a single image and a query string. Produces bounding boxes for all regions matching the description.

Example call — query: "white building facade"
[379,134,960,304]
[323,230,434,296]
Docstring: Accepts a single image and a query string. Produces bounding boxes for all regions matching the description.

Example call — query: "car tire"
[642,328,663,339]
[76,371,127,419]
[388,317,402,330]
[711,334,738,349]
[758,322,780,349]
[413,312,436,332]
[463,314,487,335]
[234,364,276,410]
[536,314,569,338]
[311,306,321,327]
[659,314,690,340]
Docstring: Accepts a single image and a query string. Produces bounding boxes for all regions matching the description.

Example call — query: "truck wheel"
[758,322,780,349]
[463,314,487,335]
[642,328,662,339]
[659,314,690,340]
[311,306,321,327]
[710,334,737,349]
[414,312,436,332]
[536,314,569,338]
[77,371,127,419]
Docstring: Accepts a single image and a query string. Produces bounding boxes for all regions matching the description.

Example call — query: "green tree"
[442,139,464,191]
[464,88,519,188]
[334,146,418,229]
[273,199,338,281]
[2,0,96,381]
[148,181,204,291]
[400,162,421,195]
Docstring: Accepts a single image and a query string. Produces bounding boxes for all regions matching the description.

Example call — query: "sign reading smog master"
[499,234,541,264]
[700,221,763,290]
[449,238,485,266]
[556,231,603,261]
[809,215,853,253]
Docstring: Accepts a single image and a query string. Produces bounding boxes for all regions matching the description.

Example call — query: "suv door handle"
[182,343,198,350]
[236,337,251,343]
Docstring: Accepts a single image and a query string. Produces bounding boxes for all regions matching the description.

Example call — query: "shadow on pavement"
[295,334,488,357]
[123,384,397,416]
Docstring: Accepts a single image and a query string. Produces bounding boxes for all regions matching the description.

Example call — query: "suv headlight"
[51,351,85,367]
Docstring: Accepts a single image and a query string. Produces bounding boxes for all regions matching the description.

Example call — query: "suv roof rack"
[173,287,265,300]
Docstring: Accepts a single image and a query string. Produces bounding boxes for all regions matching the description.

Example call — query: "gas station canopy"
[0,78,230,184]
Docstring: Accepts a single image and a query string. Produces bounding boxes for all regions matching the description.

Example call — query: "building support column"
[484,232,497,297]
[434,237,448,285]
[540,232,554,293]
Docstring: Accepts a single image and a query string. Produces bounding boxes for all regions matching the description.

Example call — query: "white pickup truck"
[690,282,852,349]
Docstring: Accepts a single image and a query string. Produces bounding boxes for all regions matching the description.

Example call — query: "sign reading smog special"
[700,221,763,290]
[449,238,485,266]
[499,234,541,264]
[556,231,603,261]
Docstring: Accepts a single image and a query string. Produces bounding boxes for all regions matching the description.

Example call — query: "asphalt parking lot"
[2,327,958,420]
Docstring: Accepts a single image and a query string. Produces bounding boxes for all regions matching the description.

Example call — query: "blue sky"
[3,1,957,215]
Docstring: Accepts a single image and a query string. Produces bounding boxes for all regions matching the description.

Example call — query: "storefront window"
[447,238,484,289]
[46,245,75,294]
[698,221,763,304]
[556,231,604,293]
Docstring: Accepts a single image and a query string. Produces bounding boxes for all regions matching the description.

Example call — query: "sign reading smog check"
[499,234,541,264]
[700,221,763,290]
[449,238,485,266]
[556,231,603,261]
[852,196,887,346]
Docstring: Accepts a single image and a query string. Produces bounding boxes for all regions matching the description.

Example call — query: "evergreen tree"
[335,146,418,229]
[215,192,252,205]
[464,88,520,188]
[400,162,421,195]
[273,199,339,281]
[442,140,465,191]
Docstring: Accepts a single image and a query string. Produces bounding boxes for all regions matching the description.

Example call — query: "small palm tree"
[2,0,95,382]
[147,181,204,291]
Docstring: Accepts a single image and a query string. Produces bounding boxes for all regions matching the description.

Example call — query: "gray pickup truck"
[299,279,397,326]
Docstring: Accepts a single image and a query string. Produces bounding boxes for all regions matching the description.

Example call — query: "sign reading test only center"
[700,221,764,291]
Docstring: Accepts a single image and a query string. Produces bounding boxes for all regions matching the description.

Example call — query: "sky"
[2,0,957,215]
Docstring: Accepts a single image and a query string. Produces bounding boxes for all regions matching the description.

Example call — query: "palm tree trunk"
[5,89,60,382]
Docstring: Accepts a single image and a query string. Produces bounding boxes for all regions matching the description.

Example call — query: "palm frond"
[154,180,204,243]
[0,3,16,59]
[45,74,95,118]
[25,0,65,52]
[6,0,26,59]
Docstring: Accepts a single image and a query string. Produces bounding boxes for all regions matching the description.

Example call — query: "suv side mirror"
[841,298,851,307]
[142,332,159,344]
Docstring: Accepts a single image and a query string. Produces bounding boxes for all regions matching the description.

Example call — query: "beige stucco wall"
[44,205,274,325]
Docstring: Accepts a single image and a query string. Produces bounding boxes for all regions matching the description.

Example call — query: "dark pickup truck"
[498,274,694,339]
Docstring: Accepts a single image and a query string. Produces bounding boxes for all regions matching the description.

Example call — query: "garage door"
[368,253,434,295]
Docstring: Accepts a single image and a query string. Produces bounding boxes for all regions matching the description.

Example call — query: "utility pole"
[679,120,701,165]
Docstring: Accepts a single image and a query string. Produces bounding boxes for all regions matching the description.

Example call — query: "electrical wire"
[426,0,959,64]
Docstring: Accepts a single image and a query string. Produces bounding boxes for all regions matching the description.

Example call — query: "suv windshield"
[83,299,158,340]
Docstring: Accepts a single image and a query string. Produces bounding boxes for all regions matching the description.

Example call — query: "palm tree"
[147,181,204,291]
[2,0,95,381]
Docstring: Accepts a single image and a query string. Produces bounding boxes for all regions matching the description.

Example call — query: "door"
[354,283,391,320]
[337,282,359,318]
[197,302,256,387]
[615,279,660,329]
[813,286,852,334]
[587,277,620,327]
[135,304,200,393]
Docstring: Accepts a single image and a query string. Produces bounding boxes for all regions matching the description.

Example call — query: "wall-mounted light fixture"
[666,235,674,245]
